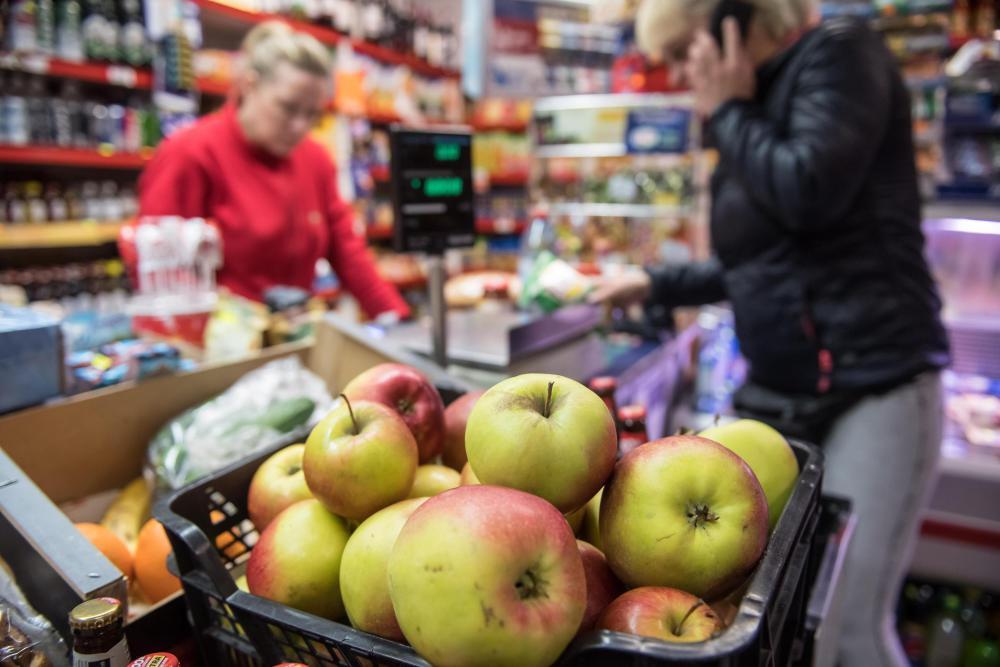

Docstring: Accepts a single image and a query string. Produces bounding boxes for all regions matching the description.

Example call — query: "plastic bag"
[147,357,333,491]
[0,559,68,667]
[518,250,593,313]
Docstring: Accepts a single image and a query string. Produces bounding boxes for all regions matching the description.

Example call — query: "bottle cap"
[618,405,646,422]
[589,376,617,392]
[69,597,123,632]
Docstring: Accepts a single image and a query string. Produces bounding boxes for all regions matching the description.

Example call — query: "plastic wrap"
[147,357,333,491]
[0,560,68,667]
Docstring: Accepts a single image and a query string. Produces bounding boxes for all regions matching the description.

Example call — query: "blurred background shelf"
[0,222,124,249]
[0,146,152,169]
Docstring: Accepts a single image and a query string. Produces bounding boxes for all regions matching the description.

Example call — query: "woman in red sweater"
[139,21,409,319]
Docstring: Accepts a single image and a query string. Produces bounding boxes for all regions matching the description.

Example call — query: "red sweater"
[138,104,409,318]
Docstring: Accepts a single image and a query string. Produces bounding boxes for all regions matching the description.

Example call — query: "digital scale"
[389,127,476,366]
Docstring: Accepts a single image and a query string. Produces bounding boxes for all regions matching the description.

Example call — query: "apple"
[598,587,722,642]
[388,485,586,667]
[700,419,799,531]
[408,464,461,498]
[580,489,603,550]
[442,390,485,470]
[600,435,768,599]
[340,497,428,640]
[303,396,418,521]
[459,462,480,485]
[577,541,624,635]
[343,363,445,463]
[465,373,617,513]
[246,499,350,620]
[247,444,312,530]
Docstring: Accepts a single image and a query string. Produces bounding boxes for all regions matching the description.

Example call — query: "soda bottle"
[618,405,648,458]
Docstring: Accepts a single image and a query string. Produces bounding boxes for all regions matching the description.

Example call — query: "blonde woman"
[139,21,408,319]
[594,1,949,665]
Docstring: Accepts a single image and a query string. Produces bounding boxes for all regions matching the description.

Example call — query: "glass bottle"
[55,0,85,61]
[618,405,648,458]
[927,593,966,667]
[69,597,130,667]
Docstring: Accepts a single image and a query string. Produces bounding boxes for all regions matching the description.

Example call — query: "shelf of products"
[546,202,693,218]
[0,222,124,249]
[0,54,153,89]
[0,146,152,169]
[192,0,460,79]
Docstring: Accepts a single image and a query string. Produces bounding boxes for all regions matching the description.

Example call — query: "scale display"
[390,128,475,253]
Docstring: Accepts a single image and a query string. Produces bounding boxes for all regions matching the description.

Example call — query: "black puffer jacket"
[649,17,949,395]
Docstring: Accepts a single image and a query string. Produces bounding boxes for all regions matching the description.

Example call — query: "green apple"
[388,485,586,667]
[246,444,313,530]
[600,435,768,599]
[598,587,722,642]
[304,396,418,521]
[246,499,350,620]
[580,489,603,550]
[408,464,461,498]
[340,498,427,640]
[465,373,617,513]
[700,419,799,531]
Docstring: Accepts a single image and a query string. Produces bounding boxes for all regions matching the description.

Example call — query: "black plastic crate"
[157,437,824,667]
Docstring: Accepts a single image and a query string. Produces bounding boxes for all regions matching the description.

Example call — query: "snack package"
[0,559,68,667]
[146,357,333,491]
[518,251,594,313]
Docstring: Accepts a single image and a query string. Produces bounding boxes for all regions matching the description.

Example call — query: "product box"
[0,305,62,414]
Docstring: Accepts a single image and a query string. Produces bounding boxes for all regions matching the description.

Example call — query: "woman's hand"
[686,17,756,117]
[589,269,652,307]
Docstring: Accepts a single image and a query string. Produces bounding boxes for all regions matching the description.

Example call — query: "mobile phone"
[710,0,755,47]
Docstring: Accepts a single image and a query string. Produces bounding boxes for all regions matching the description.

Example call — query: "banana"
[100,477,152,552]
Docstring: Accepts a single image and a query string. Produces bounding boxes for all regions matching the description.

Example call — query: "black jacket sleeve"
[707,23,891,231]
[646,257,727,308]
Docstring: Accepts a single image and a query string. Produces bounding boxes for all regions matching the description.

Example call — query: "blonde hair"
[241,20,332,79]
[635,0,815,59]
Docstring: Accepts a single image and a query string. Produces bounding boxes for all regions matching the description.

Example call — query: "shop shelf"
[157,437,826,667]
[0,221,123,249]
[535,143,631,159]
[472,119,530,133]
[476,218,527,235]
[193,0,460,79]
[0,145,152,169]
[196,76,232,97]
[548,202,693,219]
[0,52,153,89]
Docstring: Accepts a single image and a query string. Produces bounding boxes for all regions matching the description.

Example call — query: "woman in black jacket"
[595,1,950,665]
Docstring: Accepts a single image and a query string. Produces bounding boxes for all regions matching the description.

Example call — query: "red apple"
[247,444,312,531]
[304,396,418,521]
[387,485,586,667]
[246,499,351,620]
[442,390,484,470]
[576,541,624,635]
[343,363,445,463]
[599,587,722,642]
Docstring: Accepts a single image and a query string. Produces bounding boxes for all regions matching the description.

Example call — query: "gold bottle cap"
[69,597,124,631]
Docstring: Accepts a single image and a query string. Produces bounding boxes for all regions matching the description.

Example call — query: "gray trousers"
[822,371,943,667]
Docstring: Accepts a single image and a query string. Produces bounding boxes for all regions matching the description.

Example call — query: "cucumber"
[219,397,316,437]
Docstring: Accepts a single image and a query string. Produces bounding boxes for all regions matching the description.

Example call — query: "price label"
[107,65,138,87]
[20,54,50,74]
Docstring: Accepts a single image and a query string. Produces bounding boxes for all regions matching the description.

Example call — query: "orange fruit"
[75,523,133,579]
[134,519,182,603]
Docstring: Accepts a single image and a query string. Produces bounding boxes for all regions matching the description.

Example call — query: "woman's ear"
[237,66,260,103]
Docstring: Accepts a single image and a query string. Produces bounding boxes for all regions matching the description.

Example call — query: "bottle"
[52,84,74,146]
[25,181,48,222]
[37,0,56,53]
[5,0,38,53]
[127,654,180,667]
[69,597,130,666]
[26,76,53,145]
[588,376,619,428]
[3,74,31,146]
[618,405,648,458]
[927,593,966,667]
[82,0,109,60]
[5,184,29,223]
[118,0,147,66]
[55,0,85,61]
[46,183,69,221]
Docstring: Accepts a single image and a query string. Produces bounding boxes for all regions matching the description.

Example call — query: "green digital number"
[424,177,464,197]
[434,143,462,162]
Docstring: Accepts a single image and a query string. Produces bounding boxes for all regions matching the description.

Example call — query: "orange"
[75,523,133,579]
[134,519,182,603]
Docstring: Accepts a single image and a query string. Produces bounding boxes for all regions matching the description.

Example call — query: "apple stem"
[544,381,555,418]
[675,599,706,635]
[713,413,721,427]
[341,393,360,435]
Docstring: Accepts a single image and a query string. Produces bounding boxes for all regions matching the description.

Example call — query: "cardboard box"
[0,305,62,414]
[0,314,470,648]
